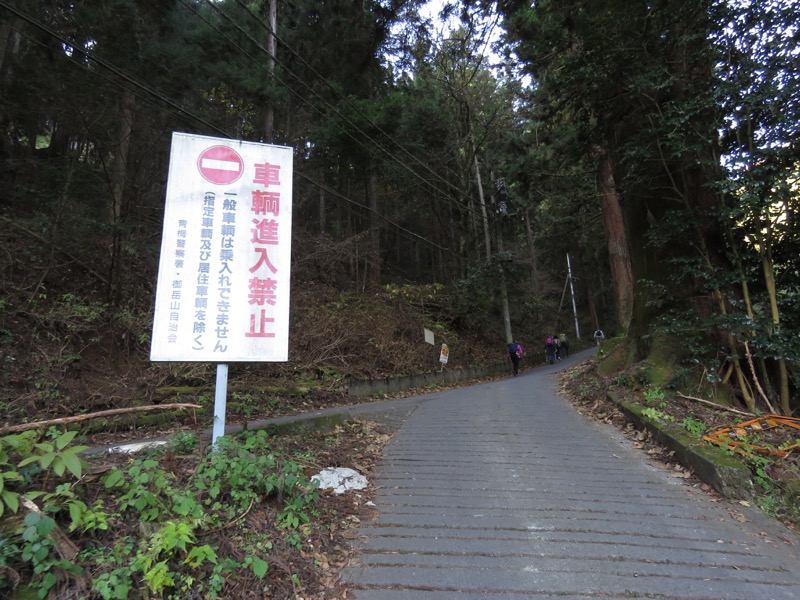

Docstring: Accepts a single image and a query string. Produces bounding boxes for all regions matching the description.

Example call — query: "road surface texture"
[340,352,800,600]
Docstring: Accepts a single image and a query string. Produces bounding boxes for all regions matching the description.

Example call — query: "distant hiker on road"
[507,341,524,376]
[593,329,605,345]
[544,336,556,365]
[558,333,569,358]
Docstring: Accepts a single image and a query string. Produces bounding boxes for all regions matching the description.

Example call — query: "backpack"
[508,342,519,356]
[545,336,553,347]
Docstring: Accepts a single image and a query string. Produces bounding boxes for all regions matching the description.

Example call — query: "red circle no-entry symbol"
[197,145,244,185]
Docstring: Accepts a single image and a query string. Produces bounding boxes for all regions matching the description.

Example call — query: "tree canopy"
[1,0,799,417]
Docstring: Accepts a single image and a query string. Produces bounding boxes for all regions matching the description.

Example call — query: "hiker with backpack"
[507,340,524,376]
[544,336,556,365]
[553,335,562,361]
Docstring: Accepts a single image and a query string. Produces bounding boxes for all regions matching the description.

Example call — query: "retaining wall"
[347,361,510,398]
[610,393,753,499]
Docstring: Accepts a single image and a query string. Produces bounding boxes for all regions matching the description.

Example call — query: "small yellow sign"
[439,343,449,364]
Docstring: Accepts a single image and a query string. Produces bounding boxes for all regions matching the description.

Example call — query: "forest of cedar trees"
[1,1,799,597]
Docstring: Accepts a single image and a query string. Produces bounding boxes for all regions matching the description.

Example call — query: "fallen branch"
[200,496,256,537]
[21,496,93,594]
[21,496,80,561]
[676,392,755,417]
[0,403,201,434]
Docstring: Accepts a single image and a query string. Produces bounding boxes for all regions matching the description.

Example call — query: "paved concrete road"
[341,353,800,599]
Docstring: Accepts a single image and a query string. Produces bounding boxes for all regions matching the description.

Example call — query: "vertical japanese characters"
[166,220,188,344]
[246,162,283,339]
[214,192,238,354]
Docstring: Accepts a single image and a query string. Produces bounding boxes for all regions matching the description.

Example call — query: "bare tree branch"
[0,403,201,434]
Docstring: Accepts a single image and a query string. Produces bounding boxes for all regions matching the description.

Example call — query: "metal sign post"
[212,363,229,446]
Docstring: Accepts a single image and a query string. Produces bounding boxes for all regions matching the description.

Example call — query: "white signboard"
[151,132,293,362]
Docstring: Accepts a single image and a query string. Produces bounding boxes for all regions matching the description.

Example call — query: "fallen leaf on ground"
[728,510,748,523]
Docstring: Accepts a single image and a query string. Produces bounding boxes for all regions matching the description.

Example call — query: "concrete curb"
[609,392,753,499]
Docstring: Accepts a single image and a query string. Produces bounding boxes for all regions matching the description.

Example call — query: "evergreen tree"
[495,0,799,413]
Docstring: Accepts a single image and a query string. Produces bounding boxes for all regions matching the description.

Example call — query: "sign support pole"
[212,363,229,447]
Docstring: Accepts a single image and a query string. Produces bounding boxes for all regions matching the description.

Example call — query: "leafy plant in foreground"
[682,418,707,437]
[90,429,321,597]
[643,387,667,408]
[1,429,90,597]
[18,429,88,480]
[641,407,675,423]
[169,431,199,454]
[19,511,81,598]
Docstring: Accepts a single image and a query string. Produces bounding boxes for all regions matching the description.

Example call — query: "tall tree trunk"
[318,177,326,234]
[597,151,633,332]
[0,17,21,86]
[107,89,135,302]
[524,208,538,292]
[474,152,491,258]
[0,19,12,78]
[368,162,381,285]
[495,223,512,343]
[585,278,599,332]
[109,90,135,224]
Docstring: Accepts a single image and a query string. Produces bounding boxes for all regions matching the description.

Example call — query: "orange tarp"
[703,415,800,458]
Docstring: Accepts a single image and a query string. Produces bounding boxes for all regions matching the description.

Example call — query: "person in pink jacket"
[507,340,524,376]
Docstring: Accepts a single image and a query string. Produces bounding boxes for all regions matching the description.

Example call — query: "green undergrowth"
[0,421,373,599]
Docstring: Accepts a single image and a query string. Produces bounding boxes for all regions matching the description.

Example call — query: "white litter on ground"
[107,440,168,454]
[311,467,368,495]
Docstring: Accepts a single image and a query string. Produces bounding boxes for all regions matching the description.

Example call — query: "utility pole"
[264,0,277,141]
[566,252,581,340]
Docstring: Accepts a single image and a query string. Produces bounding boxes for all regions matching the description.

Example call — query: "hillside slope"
[1,248,505,433]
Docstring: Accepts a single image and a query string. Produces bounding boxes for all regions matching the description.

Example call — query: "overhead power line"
[0,0,228,137]
[226,0,482,212]
[0,0,454,254]
[176,0,458,252]
[198,0,487,223]
[294,172,450,252]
